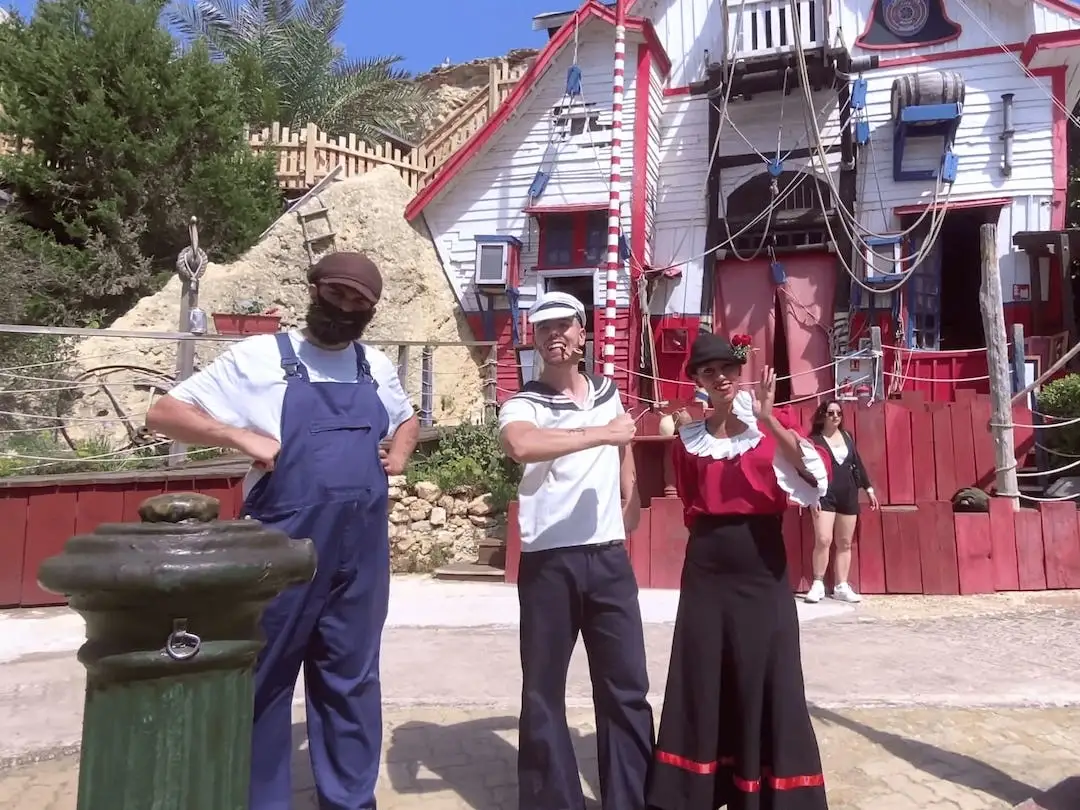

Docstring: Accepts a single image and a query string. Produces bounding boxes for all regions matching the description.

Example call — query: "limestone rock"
[414,481,442,502]
[429,506,447,526]
[467,493,494,516]
[407,501,432,521]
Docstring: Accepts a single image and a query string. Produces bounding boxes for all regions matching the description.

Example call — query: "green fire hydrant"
[37,491,317,810]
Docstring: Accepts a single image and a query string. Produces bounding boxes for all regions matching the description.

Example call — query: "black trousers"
[518,541,655,810]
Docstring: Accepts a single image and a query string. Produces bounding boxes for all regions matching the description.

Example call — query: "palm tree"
[169,0,426,141]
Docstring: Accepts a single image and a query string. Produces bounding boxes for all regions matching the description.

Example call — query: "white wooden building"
[404,0,1080,406]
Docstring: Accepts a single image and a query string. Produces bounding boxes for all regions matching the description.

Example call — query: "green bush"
[1035,373,1080,457]
[406,420,520,510]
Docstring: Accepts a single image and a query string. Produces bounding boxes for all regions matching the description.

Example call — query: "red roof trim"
[1034,0,1080,20]
[893,196,1012,216]
[524,202,608,214]
[1021,30,1080,66]
[404,0,671,222]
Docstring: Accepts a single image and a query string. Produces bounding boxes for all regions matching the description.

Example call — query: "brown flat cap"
[308,252,382,303]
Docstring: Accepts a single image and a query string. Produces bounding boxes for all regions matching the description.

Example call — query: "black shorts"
[818,487,860,516]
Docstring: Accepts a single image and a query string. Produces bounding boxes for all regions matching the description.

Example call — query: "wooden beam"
[715,144,843,170]
[1058,230,1076,347]
[980,222,1019,506]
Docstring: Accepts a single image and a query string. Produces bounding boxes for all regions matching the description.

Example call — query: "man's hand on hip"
[380,446,407,475]
[232,430,281,471]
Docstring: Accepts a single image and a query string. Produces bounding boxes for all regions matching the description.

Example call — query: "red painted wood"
[1012,403,1035,464]
[909,403,937,501]
[649,497,688,589]
[952,512,995,594]
[628,508,652,588]
[505,500,521,585]
[949,403,978,490]
[782,506,804,592]
[855,404,889,504]
[1041,502,1080,589]
[899,391,925,408]
[970,396,996,491]
[21,488,79,607]
[882,508,922,593]
[954,388,977,404]
[931,406,958,499]
[0,493,28,607]
[987,498,1020,591]
[884,403,915,504]
[856,507,886,594]
[74,484,127,536]
[916,501,961,595]
[1014,508,1047,590]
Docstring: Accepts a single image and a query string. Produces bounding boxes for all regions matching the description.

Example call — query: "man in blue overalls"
[147,252,420,810]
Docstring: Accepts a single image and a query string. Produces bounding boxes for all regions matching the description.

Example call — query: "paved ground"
[2,581,1079,809]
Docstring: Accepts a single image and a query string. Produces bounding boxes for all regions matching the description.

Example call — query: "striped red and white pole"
[602,0,627,379]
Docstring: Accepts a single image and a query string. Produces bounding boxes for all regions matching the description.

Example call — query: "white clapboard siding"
[651,95,710,314]
[423,20,638,310]
[854,55,1055,234]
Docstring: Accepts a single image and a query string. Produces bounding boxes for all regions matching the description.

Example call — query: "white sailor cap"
[528,291,587,325]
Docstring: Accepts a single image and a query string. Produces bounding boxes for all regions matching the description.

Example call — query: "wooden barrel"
[890,71,966,122]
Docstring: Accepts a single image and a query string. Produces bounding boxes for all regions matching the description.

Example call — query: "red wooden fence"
[504,394,1080,594]
[0,466,246,608]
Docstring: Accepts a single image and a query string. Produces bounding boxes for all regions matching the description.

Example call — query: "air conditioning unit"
[473,235,522,289]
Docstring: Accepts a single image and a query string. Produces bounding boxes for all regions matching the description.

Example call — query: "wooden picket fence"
[505,393,1080,594]
[0,59,531,192]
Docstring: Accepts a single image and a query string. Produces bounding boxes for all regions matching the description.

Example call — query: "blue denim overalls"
[245,332,390,810]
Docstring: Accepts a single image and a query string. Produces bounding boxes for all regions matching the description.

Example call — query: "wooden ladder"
[297,194,336,266]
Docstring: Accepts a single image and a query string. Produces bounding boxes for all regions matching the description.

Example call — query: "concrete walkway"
[2,580,1079,810]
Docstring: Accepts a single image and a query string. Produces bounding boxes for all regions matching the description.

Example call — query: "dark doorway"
[543,274,595,375]
[936,207,995,350]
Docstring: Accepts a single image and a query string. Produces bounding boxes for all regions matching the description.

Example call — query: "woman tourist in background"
[647,331,832,810]
[806,399,878,604]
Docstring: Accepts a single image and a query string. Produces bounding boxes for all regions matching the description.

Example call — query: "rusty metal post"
[37,492,316,810]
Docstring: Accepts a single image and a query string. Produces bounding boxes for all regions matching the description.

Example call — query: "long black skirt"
[647,513,828,810]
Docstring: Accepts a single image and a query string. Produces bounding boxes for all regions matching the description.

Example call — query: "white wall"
[421,21,641,313]
[650,94,710,315]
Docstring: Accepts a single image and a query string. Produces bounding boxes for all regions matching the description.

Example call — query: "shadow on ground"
[810,705,1037,806]
[290,716,601,810]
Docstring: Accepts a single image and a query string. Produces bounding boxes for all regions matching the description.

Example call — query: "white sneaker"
[804,579,826,603]
[832,582,863,603]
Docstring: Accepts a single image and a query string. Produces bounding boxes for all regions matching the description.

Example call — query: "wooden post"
[487,62,499,118]
[396,344,409,388]
[170,218,203,467]
[483,344,498,423]
[1009,323,1026,396]
[979,222,1020,507]
[420,345,434,427]
[869,326,884,399]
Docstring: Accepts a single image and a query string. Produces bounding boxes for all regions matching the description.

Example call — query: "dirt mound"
[69,165,485,445]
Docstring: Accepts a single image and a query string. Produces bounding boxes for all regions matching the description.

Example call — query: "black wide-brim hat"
[685,331,745,377]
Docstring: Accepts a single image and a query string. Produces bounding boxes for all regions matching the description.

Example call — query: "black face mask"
[305,296,375,346]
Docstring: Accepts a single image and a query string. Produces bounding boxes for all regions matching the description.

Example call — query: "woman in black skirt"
[648,332,832,810]
[806,399,878,604]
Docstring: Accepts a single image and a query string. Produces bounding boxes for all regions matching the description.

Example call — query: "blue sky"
[2,0,573,74]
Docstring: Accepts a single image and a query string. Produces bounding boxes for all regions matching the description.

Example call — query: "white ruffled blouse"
[675,391,830,509]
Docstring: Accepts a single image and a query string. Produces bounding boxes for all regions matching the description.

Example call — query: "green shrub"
[406,420,520,509]
[1035,373,1080,457]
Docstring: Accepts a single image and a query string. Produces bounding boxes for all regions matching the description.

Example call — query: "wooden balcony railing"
[727,0,827,60]
[0,58,531,193]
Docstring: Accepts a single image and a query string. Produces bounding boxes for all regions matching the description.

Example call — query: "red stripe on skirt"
[654,751,825,792]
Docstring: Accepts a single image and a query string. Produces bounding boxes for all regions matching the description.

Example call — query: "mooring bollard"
[37,492,317,810]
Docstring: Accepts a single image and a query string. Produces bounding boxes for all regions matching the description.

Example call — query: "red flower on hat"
[730,333,752,360]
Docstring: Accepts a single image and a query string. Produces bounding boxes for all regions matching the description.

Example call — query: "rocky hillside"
[69,166,488,443]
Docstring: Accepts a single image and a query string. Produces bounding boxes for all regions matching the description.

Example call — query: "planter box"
[212,313,282,336]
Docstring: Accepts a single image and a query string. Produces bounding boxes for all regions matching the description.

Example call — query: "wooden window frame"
[535,210,608,271]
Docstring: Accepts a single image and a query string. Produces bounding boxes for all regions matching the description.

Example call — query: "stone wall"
[387,476,506,573]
